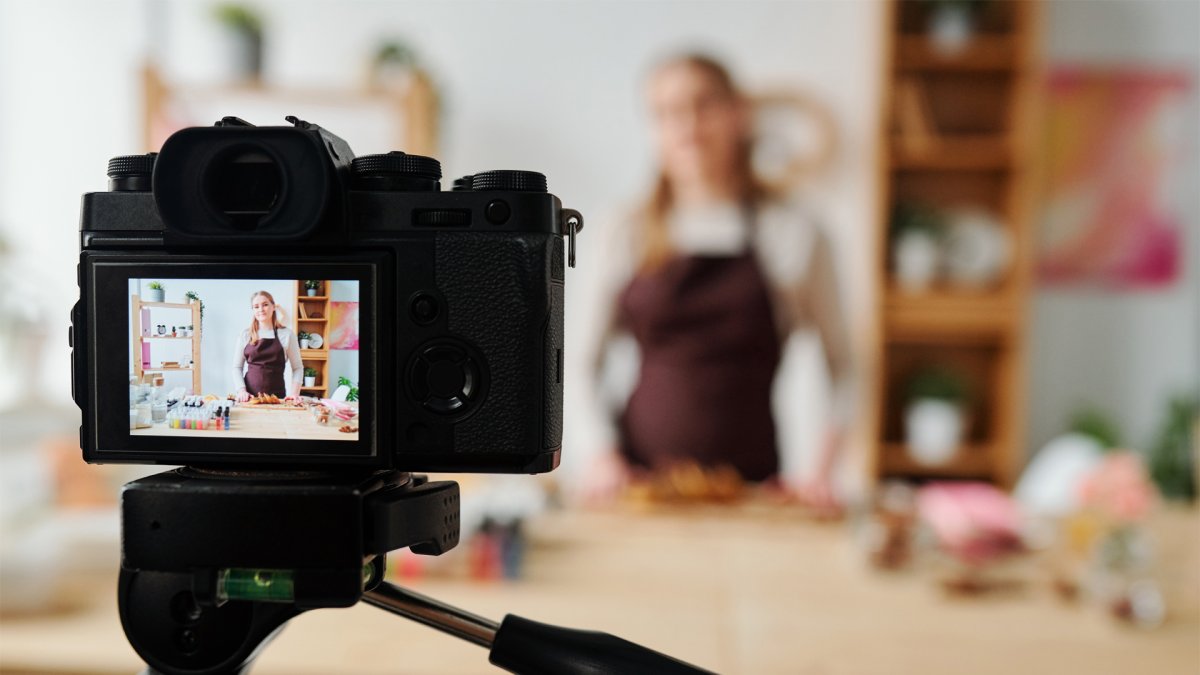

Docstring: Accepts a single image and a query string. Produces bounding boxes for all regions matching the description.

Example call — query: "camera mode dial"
[470,170,547,193]
[352,152,441,192]
[107,153,157,192]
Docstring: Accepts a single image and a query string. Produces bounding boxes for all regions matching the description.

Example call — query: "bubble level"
[217,568,295,603]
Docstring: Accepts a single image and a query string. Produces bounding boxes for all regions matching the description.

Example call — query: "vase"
[147,288,164,303]
[218,28,262,83]
[893,231,940,292]
[304,376,316,388]
[929,4,974,55]
[1088,526,1165,628]
[905,399,965,466]
[306,288,317,296]
[300,339,311,350]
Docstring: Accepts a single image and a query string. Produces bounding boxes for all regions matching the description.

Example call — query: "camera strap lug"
[560,209,584,268]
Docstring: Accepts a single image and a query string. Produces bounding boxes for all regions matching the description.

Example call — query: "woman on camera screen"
[575,53,854,511]
[232,290,303,402]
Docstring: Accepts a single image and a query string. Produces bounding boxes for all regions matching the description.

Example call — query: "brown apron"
[616,214,782,481]
[243,336,287,397]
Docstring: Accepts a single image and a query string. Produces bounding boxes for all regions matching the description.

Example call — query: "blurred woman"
[232,290,303,401]
[575,53,854,510]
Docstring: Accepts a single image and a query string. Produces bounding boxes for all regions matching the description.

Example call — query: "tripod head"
[118,468,710,675]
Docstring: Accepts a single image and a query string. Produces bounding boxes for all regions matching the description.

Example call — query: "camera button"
[485,200,511,225]
[410,294,439,324]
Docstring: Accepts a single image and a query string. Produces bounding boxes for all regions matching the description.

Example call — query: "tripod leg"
[119,568,301,675]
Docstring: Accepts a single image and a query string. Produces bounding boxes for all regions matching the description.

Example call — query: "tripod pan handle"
[489,614,715,675]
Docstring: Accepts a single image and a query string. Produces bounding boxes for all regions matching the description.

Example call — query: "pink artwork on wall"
[329,301,359,350]
[1038,68,1190,288]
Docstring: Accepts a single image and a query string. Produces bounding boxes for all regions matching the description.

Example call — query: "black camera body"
[72,116,580,473]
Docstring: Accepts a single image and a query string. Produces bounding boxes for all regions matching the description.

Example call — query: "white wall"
[1028,0,1200,452]
[0,1,884,477]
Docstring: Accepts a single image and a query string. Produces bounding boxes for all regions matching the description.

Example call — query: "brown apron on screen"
[616,213,782,481]
[243,336,287,397]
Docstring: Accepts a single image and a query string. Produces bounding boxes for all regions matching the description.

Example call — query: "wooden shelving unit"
[870,1,1042,488]
[131,295,202,393]
[142,64,438,157]
[295,281,331,397]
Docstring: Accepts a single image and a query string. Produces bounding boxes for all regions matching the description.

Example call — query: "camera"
[72,115,582,473]
[70,118,705,675]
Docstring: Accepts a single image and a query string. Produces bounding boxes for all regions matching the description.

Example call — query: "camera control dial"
[470,170,547,193]
[409,343,484,417]
[107,153,157,192]
[352,152,442,192]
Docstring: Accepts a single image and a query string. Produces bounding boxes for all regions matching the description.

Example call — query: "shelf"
[300,350,328,359]
[300,296,329,301]
[891,136,1011,170]
[139,301,196,310]
[879,443,995,480]
[896,36,1017,73]
[145,366,193,371]
[300,386,328,393]
[141,336,195,340]
[884,290,1018,340]
[297,318,328,323]
[166,82,400,106]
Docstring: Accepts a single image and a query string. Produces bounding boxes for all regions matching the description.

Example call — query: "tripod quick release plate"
[121,469,459,609]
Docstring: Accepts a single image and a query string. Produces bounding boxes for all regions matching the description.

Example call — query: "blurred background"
[0,1,1196,674]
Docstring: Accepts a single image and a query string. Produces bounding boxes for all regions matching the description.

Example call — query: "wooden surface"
[1,506,1196,675]
[129,405,357,441]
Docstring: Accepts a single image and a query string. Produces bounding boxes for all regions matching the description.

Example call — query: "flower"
[1078,452,1158,525]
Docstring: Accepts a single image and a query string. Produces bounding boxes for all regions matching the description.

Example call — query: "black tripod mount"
[119,468,711,674]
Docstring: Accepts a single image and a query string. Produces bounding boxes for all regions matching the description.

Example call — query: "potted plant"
[368,39,418,91]
[146,281,165,303]
[337,376,359,402]
[304,280,321,296]
[890,203,944,292]
[184,291,205,327]
[904,367,970,466]
[213,3,264,83]
[298,331,311,350]
[922,0,989,55]
[187,324,195,338]
[303,367,318,388]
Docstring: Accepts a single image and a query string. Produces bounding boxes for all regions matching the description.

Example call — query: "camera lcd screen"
[127,278,361,442]
[83,257,383,464]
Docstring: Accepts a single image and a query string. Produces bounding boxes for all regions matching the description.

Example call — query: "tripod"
[119,468,711,674]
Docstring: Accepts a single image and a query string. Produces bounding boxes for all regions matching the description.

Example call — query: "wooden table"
[1,506,1196,674]
[130,405,357,441]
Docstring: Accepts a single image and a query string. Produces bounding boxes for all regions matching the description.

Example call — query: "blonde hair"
[640,53,774,271]
[248,290,282,344]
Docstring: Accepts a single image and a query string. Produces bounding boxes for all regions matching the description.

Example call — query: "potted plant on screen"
[303,367,318,388]
[298,331,311,350]
[904,367,970,466]
[146,281,165,303]
[184,291,205,327]
[304,280,321,296]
